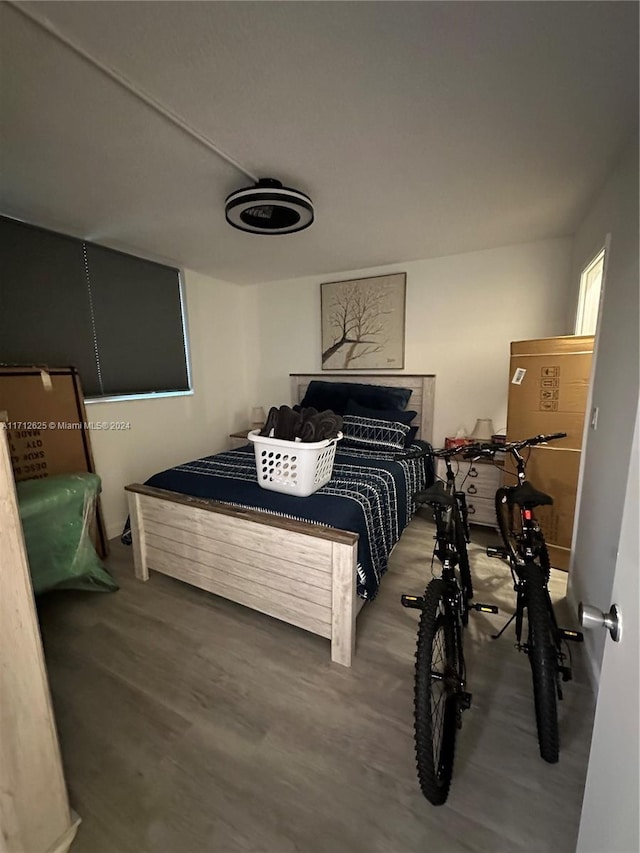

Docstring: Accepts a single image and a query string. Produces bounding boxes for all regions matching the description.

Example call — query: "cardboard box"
[505,336,594,571]
[507,336,594,450]
[0,366,108,557]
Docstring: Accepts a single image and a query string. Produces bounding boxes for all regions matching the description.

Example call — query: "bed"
[125,373,435,666]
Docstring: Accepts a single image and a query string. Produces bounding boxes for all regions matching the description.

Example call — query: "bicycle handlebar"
[463,432,567,460]
[395,445,433,461]
[432,444,476,460]
[524,431,567,447]
[396,432,566,464]
[395,442,471,462]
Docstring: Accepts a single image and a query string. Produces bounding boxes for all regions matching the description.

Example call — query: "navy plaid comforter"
[123,441,433,600]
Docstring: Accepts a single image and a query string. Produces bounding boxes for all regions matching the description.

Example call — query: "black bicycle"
[401,445,497,804]
[471,432,583,763]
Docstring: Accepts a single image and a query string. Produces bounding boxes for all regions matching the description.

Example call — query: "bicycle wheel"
[522,562,559,763]
[495,487,521,563]
[454,510,473,626]
[414,579,459,804]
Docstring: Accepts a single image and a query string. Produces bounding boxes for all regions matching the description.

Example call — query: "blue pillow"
[349,382,412,411]
[404,425,419,448]
[300,380,412,415]
[299,381,351,414]
[342,414,411,452]
[345,399,417,425]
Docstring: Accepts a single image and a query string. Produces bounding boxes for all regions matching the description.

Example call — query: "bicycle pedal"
[401,594,424,609]
[486,546,508,560]
[559,628,584,643]
[559,666,572,683]
[459,692,472,711]
[472,602,499,614]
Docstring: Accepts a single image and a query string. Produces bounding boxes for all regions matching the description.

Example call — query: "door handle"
[578,602,622,642]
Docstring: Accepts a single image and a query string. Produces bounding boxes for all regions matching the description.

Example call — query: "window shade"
[0,216,189,398]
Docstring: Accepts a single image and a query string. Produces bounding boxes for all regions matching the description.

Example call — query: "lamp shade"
[470,418,495,441]
[251,406,266,427]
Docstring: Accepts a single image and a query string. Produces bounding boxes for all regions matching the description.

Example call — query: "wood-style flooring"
[36,516,595,853]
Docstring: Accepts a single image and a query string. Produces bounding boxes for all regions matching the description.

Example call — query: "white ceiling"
[1,1,637,285]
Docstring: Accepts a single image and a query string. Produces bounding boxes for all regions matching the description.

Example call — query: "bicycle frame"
[431,499,466,679]
[493,446,553,637]
[403,447,475,700]
[439,454,471,546]
[503,445,546,568]
[402,444,499,800]
[488,435,581,668]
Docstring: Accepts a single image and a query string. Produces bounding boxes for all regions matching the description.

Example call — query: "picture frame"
[321,272,406,370]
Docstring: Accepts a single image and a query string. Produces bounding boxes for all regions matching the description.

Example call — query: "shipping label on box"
[511,367,527,385]
[6,427,51,481]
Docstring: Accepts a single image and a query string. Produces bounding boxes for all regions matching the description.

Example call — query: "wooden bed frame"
[125,373,435,667]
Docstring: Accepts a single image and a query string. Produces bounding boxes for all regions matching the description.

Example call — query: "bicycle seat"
[507,481,553,508]
[415,481,456,508]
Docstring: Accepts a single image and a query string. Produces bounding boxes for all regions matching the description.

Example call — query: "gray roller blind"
[84,243,188,396]
[0,217,101,392]
[0,216,189,398]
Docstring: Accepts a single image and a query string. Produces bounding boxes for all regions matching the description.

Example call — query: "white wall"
[246,238,573,444]
[88,268,250,538]
[567,136,639,681]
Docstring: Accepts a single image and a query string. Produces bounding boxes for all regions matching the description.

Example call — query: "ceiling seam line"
[7,0,259,183]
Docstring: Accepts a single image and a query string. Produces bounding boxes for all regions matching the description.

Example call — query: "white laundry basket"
[248,430,342,497]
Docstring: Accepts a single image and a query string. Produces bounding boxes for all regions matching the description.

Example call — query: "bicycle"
[400,445,498,804]
[469,432,584,763]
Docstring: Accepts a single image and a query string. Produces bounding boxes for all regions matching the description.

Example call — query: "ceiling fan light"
[225,178,314,235]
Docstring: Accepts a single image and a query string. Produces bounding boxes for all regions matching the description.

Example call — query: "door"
[576,403,639,853]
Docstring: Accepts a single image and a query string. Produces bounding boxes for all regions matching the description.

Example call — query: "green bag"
[17,474,118,594]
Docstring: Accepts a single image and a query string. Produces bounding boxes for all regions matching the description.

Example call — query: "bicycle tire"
[495,487,521,563]
[414,579,459,804]
[522,562,559,763]
[454,509,473,623]
[535,534,552,585]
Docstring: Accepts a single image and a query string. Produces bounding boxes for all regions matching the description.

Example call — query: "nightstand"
[229,429,252,449]
[436,455,503,528]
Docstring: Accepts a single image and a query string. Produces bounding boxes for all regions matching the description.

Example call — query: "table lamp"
[251,406,266,430]
[470,418,495,441]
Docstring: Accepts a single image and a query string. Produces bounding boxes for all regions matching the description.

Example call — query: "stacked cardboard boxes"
[505,335,594,571]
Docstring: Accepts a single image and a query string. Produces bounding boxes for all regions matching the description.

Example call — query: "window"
[0,216,190,400]
[575,248,605,336]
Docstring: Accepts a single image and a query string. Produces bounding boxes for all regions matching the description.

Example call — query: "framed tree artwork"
[321,272,406,370]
